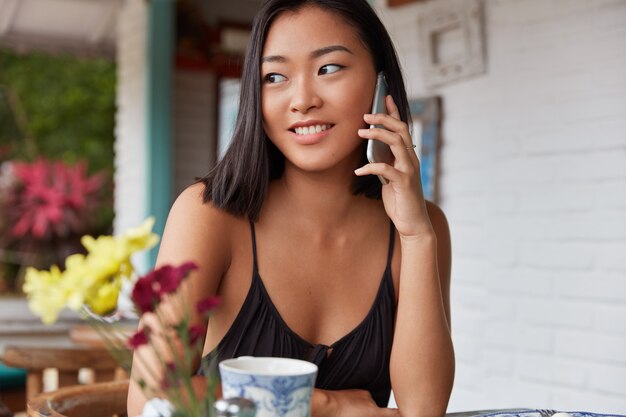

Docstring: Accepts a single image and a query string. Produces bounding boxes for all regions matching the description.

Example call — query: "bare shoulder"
[157,182,240,292]
[164,182,233,247]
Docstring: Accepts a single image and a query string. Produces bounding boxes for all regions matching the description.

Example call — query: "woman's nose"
[290,77,322,114]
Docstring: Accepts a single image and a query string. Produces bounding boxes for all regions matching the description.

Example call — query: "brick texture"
[380,0,626,412]
[114,0,148,272]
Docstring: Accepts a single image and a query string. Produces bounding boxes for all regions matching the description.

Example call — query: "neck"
[266,162,362,231]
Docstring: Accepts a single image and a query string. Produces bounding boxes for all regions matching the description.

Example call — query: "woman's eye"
[319,64,343,75]
[264,73,287,83]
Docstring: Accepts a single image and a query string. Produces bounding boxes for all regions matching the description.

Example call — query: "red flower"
[155,262,197,296]
[131,274,160,313]
[127,328,150,349]
[131,263,198,314]
[7,159,105,240]
[189,325,206,346]
[196,296,221,315]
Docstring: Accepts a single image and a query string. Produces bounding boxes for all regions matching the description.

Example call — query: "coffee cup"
[219,356,318,417]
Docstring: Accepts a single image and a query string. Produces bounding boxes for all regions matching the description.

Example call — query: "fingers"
[386,94,401,120]
[357,127,419,171]
[357,94,419,184]
[363,113,409,142]
[363,96,416,159]
[354,162,414,189]
[358,127,409,153]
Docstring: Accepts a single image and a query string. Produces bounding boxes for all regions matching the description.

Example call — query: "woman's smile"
[288,120,335,145]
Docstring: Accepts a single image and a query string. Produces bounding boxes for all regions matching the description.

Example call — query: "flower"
[2,159,106,240]
[130,271,162,314]
[21,265,68,325]
[22,218,221,417]
[23,217,159,323]
[128,328,151,349]
[188,325,206,346]
[0,158,111,294]
[130,262,198,314]
[197,296,221,315]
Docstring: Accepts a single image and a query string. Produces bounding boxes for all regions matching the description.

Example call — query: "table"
[446,410,531,417]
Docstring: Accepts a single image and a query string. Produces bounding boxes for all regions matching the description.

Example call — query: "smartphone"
[366,72,393,184]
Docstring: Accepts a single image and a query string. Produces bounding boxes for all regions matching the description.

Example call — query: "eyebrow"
[261,44,353,63]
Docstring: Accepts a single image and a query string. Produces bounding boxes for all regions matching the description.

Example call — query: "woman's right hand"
[313,389,400,417]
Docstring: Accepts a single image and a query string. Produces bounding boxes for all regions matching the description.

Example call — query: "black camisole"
[203,221,397,407]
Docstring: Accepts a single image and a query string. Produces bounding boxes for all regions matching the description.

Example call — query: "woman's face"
[261,6,377,176]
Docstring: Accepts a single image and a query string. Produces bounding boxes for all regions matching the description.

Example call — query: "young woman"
[128,1,454,416]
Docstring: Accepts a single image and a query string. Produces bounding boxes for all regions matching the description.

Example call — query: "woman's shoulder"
[158,182,248,271]
[171,182,243,228]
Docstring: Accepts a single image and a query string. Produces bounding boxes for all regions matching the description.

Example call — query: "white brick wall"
[379,0,626,412]
[114,0,148,236]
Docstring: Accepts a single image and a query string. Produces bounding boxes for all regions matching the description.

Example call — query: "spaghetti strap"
[249,220,259,273]
[386,221,395,269]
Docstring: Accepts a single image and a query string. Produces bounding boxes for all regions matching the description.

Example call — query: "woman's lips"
[288,124,334,145]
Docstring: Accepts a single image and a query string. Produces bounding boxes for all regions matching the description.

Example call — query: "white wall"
[379,0,626,412]
[114,0,148,239]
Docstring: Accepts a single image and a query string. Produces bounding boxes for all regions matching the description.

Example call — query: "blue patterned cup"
[219,357,318,417]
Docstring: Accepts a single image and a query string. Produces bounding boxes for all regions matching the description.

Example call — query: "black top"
[204,221,397,407]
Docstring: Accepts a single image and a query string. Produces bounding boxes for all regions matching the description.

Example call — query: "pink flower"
[196,296,221,315]
[127,328,150,349]
[155,262,197,296]
[131,263,198,314]
[7,159,105,240]
[189,325,206,346]
[131,274,160,313]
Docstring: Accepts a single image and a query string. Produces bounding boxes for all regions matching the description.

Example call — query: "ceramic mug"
[219,356,318,417]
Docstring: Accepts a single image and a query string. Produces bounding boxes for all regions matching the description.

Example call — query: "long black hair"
[199,0,411,221]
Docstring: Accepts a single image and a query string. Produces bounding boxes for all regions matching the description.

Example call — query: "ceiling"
[0,0,264,60]
[0,0,121,58]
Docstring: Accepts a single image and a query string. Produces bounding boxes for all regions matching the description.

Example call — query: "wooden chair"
[27,379,128,417]
[2,345,123,405]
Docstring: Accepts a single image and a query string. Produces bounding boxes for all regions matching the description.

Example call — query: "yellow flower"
[23,266,69,324]
[85,280,121,315]
[121,217,160,255]
[23,217,159,323]
[63,254,88,310]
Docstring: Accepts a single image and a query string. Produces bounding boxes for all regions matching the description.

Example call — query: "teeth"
[294,124,331,135]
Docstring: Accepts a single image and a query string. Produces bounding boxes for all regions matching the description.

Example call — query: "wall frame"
[417,0,485,88]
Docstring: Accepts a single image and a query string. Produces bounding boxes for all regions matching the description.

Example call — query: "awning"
[0,0,121,59]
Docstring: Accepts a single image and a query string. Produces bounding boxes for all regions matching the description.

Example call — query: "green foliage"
[0,49,116,175]
[0,49,116,292]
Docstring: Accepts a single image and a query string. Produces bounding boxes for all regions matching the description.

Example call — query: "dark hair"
[199,0,411,221]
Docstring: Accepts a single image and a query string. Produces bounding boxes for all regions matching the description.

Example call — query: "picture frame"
[417,0,485,88]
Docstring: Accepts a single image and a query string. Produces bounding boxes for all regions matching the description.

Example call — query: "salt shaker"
[214,397,256,417]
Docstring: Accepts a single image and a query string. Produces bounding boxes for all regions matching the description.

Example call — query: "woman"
[128,0,454,416]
